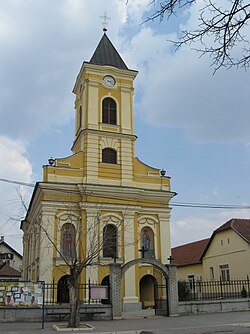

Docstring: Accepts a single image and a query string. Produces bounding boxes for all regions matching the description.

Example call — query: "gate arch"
[121,258,169,278]
[122,258,169,316]
[110,259,178,320]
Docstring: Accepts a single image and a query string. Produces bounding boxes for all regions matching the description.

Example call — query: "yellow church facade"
[21,32,176,311]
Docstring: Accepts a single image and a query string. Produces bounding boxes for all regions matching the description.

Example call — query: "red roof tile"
[171,238,210,266]
[0,263,21,277]
[215,218,250,243]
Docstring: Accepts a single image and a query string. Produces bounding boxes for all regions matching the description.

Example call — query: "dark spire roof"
[89,32,128,70]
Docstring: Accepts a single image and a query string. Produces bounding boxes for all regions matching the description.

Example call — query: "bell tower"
[23,28,176,313]
[72,31,138,186]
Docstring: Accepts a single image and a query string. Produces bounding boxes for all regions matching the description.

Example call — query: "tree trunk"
[68,271,80,328]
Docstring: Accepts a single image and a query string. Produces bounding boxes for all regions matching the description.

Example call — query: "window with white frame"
[188,275,195,289]
[209,267,214,280]
[219,264,230,281]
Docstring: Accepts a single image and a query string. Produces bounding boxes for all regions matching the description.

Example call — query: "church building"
[21,30,176,311]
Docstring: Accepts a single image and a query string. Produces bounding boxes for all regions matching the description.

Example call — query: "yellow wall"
[177,264,203,281]
[176,229,250,282]
[203,230,250,280]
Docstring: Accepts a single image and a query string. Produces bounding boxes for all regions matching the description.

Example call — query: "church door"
[57,275,70,303]
[101,275,111,304]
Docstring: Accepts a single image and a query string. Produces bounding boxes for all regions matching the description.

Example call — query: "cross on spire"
[100,11,111,32]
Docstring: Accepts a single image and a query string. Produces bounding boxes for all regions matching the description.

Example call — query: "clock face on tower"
[103,75,116,87]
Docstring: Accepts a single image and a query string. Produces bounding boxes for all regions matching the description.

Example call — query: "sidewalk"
[1,310,250,334]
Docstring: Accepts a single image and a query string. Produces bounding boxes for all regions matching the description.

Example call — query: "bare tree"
[19,189,138,328]
[128,0,250,71]
[38,210,105,328]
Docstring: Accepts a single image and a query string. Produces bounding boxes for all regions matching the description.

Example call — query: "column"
[39,212,56,283]
[123,213,140,311]
[85,208,98,284]
[168,265,179,316]
[158,211,172,263]
[110,263,122,319]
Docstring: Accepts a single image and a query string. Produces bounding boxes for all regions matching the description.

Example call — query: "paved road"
[1,311,250,333]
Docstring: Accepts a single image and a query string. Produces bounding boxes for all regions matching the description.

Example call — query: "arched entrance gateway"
[109,258,178,319]
[139,274,157,309]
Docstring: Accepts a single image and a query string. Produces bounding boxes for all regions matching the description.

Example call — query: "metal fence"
[178,278,250,301]
[44,282,110,305]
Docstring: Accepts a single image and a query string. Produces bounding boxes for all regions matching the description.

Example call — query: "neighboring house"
[172,238,209,281]
[172,218,250,281]
[202,218,250,281]
[20,30,176,310]
[0,263,21,280]
[0,236,22,279]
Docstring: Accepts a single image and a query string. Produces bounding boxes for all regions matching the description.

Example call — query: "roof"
[215,218,250,243]
[202,218,250,257]
[0,237,22,259]
[0,263,21,278]
[171,219,250,267]
[171,238,210,266]
[89,32,128,70]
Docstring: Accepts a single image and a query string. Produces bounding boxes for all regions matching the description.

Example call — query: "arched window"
[61,223,76,258]
[102,98,117,125]
[141,227,155,259]
[103,224,117,258]
[102,148,117,164]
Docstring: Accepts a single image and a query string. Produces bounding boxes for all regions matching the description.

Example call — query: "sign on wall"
[90,286,108,300]
[0,281,44,307]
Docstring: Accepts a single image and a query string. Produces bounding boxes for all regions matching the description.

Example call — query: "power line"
[0,177,249,210]
[0,178,35,187]
[170,202,250,209]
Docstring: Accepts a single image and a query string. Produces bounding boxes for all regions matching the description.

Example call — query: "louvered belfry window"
[102,148,117,164]
[102,98,117,125]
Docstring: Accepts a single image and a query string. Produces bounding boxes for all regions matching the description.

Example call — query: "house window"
[103,224,117,258]
[188,275,195,289]
[102,98,117,125]
[102,148,117,164]
[209,267,214,280]
[220,264,230,281]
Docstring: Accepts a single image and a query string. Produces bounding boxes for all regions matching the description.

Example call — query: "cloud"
[0,136,33,253]
[171,216,218,246]
[123,15,250,144]
[171,206,250,247]
[0,0,135,142]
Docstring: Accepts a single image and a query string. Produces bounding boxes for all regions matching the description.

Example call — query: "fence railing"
[44,282,110,305]
[178,278,250,301]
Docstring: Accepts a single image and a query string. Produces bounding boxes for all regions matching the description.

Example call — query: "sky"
[0,0,250,255]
